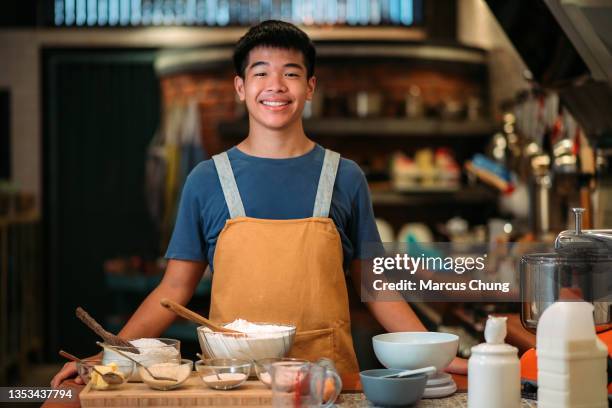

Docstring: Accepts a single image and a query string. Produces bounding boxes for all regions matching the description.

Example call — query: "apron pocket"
[289,327,335,361]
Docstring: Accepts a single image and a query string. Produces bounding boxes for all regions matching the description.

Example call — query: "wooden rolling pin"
[159,298,241,334]
[75,306,139,354]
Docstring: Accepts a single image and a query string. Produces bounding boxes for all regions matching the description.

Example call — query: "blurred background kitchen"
[1,0,611,387]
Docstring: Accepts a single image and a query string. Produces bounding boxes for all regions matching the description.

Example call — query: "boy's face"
[234,46,315,131]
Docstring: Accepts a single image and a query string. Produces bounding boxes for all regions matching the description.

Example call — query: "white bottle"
[468,316,521,408]
[537,301,607,408]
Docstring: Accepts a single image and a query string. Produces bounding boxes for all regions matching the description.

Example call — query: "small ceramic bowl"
[360,369,427,407]
[253,357,309,387]
[372,332,458,371]
[195,358,251,390]
[139,359,193,391]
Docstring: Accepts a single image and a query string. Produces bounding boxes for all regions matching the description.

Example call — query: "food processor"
[519,208,612,393]
[521,208,612,332]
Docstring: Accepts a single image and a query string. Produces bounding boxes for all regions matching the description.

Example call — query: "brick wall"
[160,59,488,162]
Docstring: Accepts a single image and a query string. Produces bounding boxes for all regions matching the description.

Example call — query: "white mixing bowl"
[197,323,296,361]
[372,332,459,371]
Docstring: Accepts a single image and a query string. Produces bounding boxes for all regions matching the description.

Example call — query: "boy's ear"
[306,76,316,101]
[234,75,246,101]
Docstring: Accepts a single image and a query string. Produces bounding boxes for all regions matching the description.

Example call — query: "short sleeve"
[348,171,384,261]
[165,174,207,261]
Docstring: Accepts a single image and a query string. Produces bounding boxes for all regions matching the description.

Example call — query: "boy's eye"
[285,73,299,77]
[254,72,266,77]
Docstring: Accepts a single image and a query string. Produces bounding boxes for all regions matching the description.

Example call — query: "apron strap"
[313,149,341,218]
[212,152,246,218]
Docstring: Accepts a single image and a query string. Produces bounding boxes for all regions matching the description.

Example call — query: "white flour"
[130,338,179,359]
[102,338,180,381]
[224,319,293,335]
[198,319,295,360]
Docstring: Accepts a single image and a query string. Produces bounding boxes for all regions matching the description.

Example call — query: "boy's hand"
[445,357,468,375]
[50,361,82,388]
[48,259,206,389]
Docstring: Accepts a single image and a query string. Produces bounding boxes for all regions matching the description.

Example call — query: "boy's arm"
[51,258,206,387]
[350,259,426,332]
[349,260,468,375]
[117,258,207,339]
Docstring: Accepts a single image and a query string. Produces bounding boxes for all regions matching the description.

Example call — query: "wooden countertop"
[40,313,536,408]
[41,373,469,408]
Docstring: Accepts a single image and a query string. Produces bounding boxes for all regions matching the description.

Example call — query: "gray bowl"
[360,369,427,407]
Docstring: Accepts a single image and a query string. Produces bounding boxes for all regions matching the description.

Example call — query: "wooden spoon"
[159,298,242,334]
[59,350,124,385]
[75,306,140,354]
[96,342,177,383]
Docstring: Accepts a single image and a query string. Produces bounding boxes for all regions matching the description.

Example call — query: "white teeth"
[261,101,289,107]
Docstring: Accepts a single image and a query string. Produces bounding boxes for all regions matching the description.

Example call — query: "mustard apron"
[209,149,360,376]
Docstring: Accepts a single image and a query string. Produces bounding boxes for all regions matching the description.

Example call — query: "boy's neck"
[237,118,315,159]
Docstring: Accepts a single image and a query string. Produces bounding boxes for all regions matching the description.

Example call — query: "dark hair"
[233,20,316,79]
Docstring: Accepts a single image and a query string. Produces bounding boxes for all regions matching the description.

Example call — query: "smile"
[260,100,291,107]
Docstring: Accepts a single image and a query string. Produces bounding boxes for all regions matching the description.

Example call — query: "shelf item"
[397,223,434,243]
[391,148,461,191]
[219,118,498,139]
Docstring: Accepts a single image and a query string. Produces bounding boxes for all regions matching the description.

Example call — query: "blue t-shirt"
[165,144,381,271]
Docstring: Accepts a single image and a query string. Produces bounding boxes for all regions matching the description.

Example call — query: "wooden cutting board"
[80,375,273,407]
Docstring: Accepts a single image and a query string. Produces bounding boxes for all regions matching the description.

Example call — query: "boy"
[52,20,465,387]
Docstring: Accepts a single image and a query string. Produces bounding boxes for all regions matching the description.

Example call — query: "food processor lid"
[521,252,612,263]
[554,208,612,257]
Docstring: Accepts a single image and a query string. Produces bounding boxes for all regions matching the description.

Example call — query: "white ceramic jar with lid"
[468,316,521,408]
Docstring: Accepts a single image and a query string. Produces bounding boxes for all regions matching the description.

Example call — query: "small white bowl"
[372,332,458,371]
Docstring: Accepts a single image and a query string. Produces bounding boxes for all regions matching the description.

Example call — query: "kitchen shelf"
[156,41,486,76]
[219,118,498,139]
[370,186,498,206]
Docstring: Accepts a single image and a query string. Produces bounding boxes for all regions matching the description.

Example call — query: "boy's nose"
[265,74,288,92]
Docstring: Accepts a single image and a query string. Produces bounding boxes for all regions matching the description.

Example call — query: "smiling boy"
[52,20,465,387]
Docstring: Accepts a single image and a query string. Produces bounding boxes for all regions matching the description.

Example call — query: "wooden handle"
[59,350,81,363]
[76,307,113,340]
[159,298,240,333]
[75,306,140,354]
